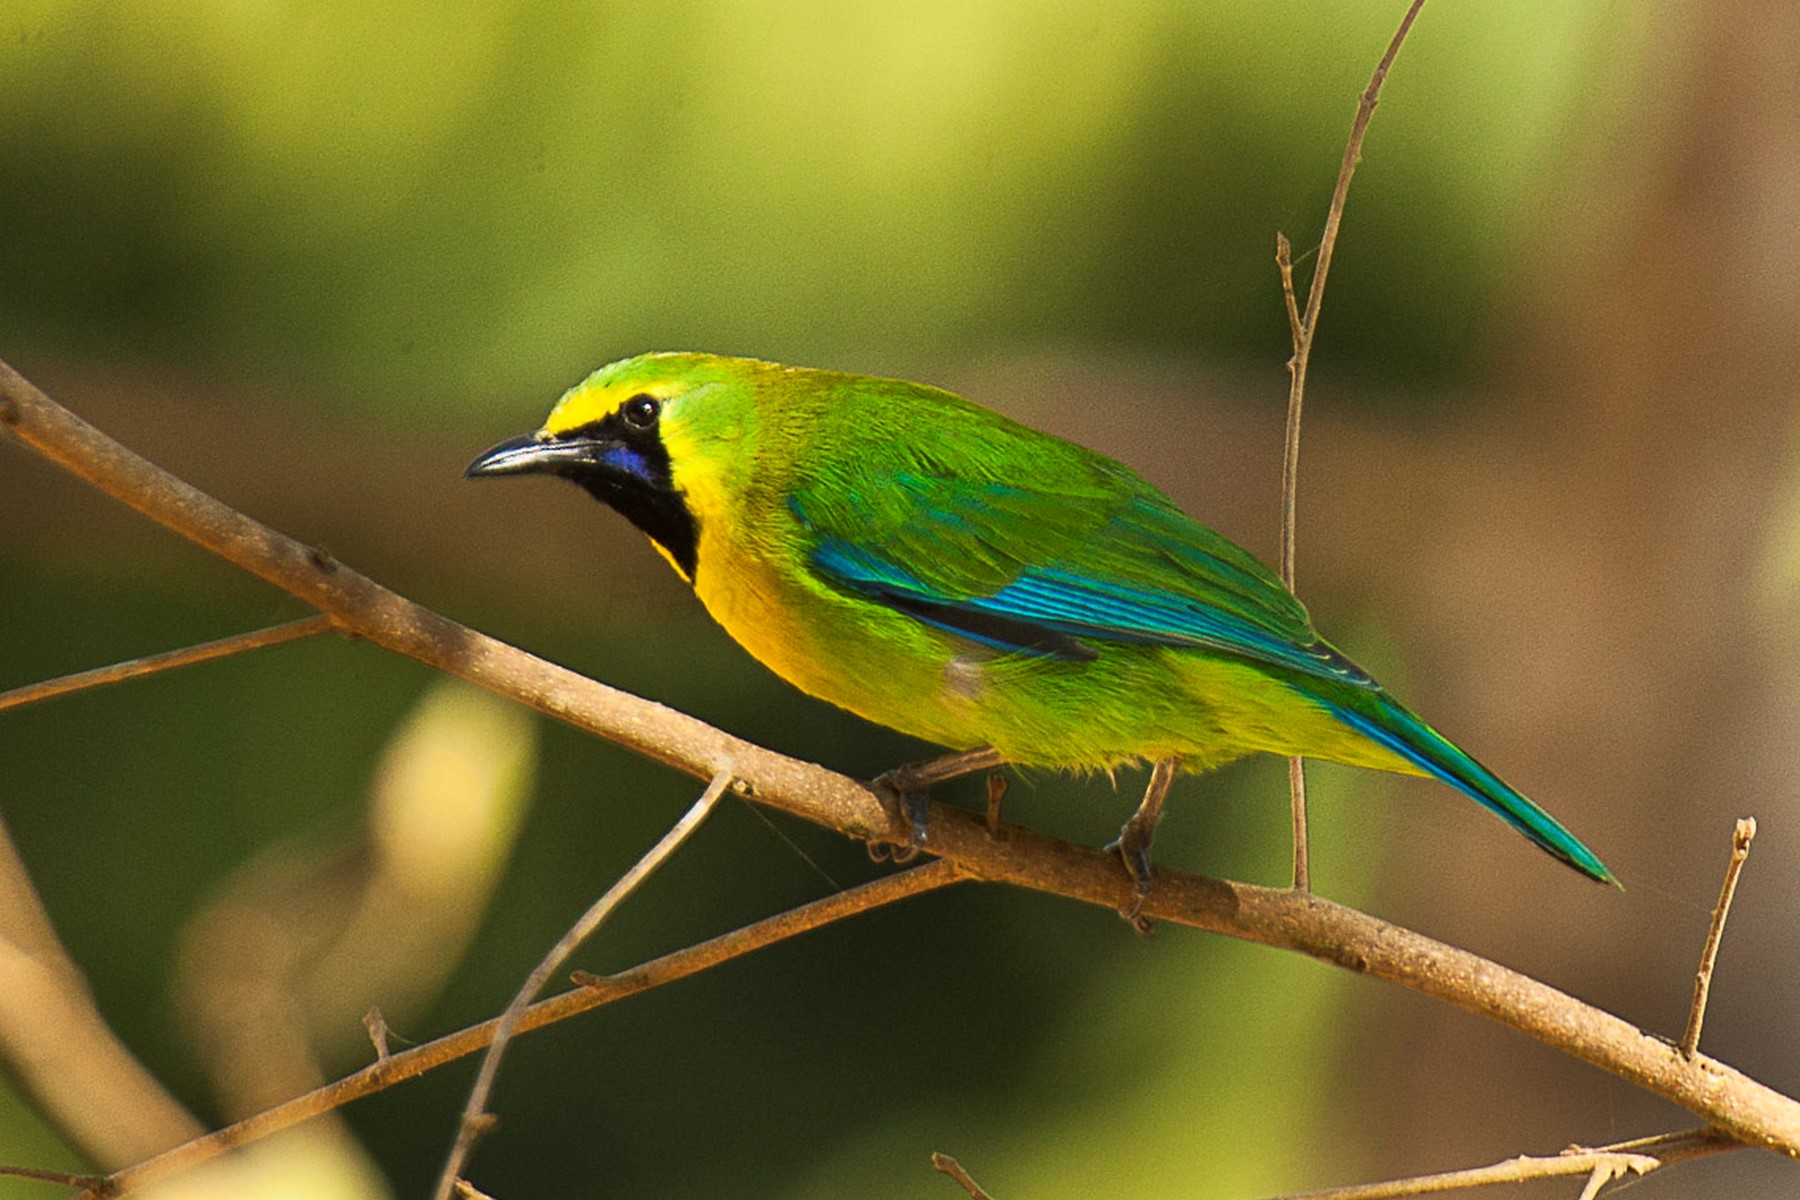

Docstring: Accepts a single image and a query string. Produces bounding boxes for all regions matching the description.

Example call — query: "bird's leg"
[870,746,1005,859]
[1108,755,1183,904]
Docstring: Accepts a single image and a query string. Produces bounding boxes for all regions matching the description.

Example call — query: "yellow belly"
[687,529,1417,777]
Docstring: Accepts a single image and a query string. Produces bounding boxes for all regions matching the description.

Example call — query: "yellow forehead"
[541,378,666,437]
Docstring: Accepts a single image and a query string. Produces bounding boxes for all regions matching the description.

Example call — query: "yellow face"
[540,371,676,439]
[467,352,775,586]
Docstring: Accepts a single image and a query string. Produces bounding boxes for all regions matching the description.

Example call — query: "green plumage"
[468,352,1613,885]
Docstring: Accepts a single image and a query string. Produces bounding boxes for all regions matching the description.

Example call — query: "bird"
[466,351,1613,893]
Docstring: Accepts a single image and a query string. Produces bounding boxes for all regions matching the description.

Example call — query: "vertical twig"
[432,769,735,1200]
[1275,0,1428,892]
[1681,817,1756,1058]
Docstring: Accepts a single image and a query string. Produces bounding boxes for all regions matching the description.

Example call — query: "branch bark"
[4,358,1800,1172]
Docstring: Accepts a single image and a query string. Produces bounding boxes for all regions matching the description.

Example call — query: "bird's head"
[465,352,770,583]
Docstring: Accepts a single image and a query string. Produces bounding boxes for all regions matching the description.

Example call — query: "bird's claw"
[869,768,931,860]
[1105,817,1158,932]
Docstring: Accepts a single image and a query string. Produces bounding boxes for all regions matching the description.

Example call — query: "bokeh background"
[3,0,1799,1196]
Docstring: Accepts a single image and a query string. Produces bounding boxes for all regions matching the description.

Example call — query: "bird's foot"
[1104,814,1158,933]
[868,768,931,863]
[1103,756,1179,934]
[865,747,1005,862]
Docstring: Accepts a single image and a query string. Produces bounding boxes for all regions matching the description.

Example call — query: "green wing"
[789,451,1374,689]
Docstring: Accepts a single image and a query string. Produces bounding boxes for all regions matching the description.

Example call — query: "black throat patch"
[552,413,701,582]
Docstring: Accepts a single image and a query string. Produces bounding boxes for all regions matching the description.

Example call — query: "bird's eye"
[621,394,660,429]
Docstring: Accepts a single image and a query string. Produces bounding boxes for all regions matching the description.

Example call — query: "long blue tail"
[1325,691,1615,884]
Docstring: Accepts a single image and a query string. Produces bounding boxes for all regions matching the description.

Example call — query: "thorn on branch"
[1275,232,1303,344]
[985,775,1007,836]
[308,545,339,572]
[931,1153,995,1199]
[364,1006,392,1060]
[1682,816,1757,1058]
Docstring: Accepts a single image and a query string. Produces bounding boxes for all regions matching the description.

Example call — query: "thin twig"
[0,615,334,715]
[931,1153,994,1199]
[433,769,734,1200]
[1273,0,1428,893]
[1286,756,1310,892]
[78,861,964,1199]
[7,362,1800,1173]
[0,1165,110,1189]
[1257,1126,1739,1199]
[1682,816,1757,1058]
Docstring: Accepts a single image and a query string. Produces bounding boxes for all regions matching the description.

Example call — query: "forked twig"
[79,861,964,1199]
[1682,816,1757,1058]
[432,769,735,1200]
[1258,1126,1739,1199]
[1274,0,1429,892]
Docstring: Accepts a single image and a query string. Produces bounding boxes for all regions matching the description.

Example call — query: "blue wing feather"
[801,485,1374,688]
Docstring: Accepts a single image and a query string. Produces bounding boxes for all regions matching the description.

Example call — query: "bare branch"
[1280,0,1427,593]
[1683,816,1757,1057]
[0,1165,110,1190]
[1259,1127,1739,1199]
[1274,0,1428,893]
[81,861,965,1198]
[0,615,334,715]
[433,769,734,1200]
[1285,755,1310,892]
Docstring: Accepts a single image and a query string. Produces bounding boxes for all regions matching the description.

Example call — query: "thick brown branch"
[6,359,1800,1169]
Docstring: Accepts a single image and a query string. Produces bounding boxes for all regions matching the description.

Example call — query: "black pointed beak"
[466,432,604,479]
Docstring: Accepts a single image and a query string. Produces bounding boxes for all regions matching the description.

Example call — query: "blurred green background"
[5,1,1800,1197]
